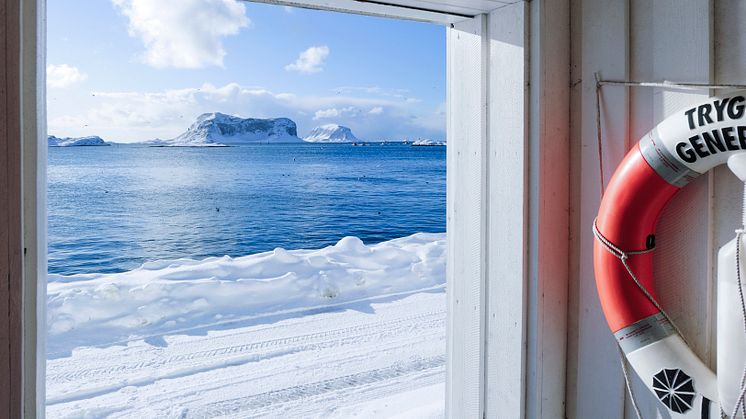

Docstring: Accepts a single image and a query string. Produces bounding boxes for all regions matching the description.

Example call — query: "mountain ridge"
[158,112,303,146]
[303,124,360,143]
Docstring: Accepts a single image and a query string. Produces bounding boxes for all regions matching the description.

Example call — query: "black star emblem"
[652,368,696,413]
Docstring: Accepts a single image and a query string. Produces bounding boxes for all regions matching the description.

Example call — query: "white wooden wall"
[446,1,569,417]
[568,1,746,418]
[13,0,744,417]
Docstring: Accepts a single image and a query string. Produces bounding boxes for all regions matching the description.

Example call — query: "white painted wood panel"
[569,0,629,418]
[22,0,46,416]
[247,0,511,24]
[714,1,746,88]
[484,3,528,418]
[525,0,569,417]
[618,2,715,417]
[568,0,746,417]
[446,14,487,418]
[565,2,583,416]
[383,0,512,13]
[448,4,571,417]
[3,0,45,417]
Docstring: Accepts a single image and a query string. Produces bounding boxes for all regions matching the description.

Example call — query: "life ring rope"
[593,218,687,419]
[592,218,686,341]
[731,226,746,418]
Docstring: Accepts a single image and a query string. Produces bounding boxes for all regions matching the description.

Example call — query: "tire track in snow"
[185,355,446,418]
[48,309,444,384]
[243,369,446,419]
[47,312,445,404]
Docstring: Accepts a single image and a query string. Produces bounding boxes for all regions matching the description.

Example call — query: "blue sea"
[48,143,446,275]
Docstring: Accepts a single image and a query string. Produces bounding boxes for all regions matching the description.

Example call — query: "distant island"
[411,139,446,146]
[303,124,359,143]
[48,135,109,147]
[149,112,303,146]
[50,113,445,147]
[154,115,365,146]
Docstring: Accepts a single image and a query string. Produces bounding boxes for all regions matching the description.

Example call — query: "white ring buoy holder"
[594,91,746,418]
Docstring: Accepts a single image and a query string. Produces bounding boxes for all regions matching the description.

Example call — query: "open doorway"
[45,1,446,417]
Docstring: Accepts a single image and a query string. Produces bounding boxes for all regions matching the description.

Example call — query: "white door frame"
[446,3,570,417]
[7,0,47,417]
[8,1,570,417]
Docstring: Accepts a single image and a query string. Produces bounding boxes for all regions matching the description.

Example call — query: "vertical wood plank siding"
[565,0,741,417]
[1,0,24,417]
[484,4,529,418]
[446,15,488,418]
[447,4,571,417]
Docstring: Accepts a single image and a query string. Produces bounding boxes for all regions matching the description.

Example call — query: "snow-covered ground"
[47,233,446,418]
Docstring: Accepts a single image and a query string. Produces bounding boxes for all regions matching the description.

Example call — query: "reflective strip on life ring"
[594,91,746,417]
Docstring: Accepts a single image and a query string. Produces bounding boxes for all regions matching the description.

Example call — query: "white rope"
[597,79,746,91]
[595,73,606,196]
[730,222,746,418]
[616,343,644,419]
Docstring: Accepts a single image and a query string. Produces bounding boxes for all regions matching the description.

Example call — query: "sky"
[46,0,446,143]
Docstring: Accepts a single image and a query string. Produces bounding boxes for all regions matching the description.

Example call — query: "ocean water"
[48,143,446,276]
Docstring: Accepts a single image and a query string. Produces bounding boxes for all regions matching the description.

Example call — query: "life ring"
[594,91,746,417]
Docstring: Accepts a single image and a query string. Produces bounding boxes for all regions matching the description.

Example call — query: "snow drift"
[48,135,109,147]
[304,124,360,143]
[47,233,446,356]
[158,112,302,146]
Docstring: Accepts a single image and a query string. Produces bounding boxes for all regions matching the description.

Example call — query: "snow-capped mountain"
[160,113,302,146]
[48,135,109,147]
[303,124,360,143]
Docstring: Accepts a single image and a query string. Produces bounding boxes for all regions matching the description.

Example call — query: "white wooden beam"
[247,0,478,24]
[569,0,629,418]
[448,3,571,417]
[483,3,528,418]
[1,0,44,417]
[525,0,570,417]
[446,14,488,418]
[21,0,46,416]
[1,0,24,415]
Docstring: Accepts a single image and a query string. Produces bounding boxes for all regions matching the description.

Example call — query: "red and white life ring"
[594,91,746,417]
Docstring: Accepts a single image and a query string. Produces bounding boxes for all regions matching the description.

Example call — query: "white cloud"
[285,46,330,74]
[313,108,341,119]
[369,106,384,115]
[48,83,444,142]
[46,64,88,88]
[112,0,249,69]
[313,106,360,120]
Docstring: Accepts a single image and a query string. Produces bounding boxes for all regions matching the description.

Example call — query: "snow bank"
[47,233,445,356]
